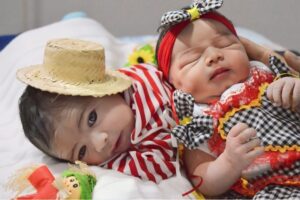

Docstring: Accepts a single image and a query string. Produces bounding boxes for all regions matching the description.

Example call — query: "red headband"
[157,12,237,80]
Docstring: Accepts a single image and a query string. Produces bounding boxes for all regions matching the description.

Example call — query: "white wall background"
[0,0,299,50]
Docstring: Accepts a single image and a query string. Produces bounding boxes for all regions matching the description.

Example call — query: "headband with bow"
[157,0,237,81]
[160,0,223,28]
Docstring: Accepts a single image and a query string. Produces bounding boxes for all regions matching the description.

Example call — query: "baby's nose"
[91,132,108,152]
[205,47,224,66]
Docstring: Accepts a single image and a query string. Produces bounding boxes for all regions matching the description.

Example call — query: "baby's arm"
[284,51,300,73]
[183,123,263,197]
[241,37,300,75]
[240,37,280,65]
[267,77,300,112]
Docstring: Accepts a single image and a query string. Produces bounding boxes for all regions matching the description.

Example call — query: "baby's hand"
[223,123,264,172]
[267,77,300,112]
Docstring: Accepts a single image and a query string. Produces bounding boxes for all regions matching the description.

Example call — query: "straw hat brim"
[17,65,132,97]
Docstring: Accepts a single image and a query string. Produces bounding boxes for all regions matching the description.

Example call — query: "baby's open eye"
[78,145,86,160]
[88,110,97,127]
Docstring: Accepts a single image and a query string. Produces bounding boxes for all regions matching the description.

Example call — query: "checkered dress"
[171,56,300,197]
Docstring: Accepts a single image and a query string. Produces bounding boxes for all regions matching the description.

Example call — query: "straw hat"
[17,38,132,97]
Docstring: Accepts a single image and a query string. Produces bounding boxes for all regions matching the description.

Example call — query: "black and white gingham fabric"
[173,90,194,119]
[222,56,300,147]
[171,90,214,149]
[221,161,300,198]
[247,158,300,198]
[253,185,300,199]
[269,55,290,75]
[160,0,223,28]
[171,115,214,149]
[222,185,300,199]
[223,94,300,147]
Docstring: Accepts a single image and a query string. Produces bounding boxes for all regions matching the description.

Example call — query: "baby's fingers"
[236,127,257,144]
[292,80,300,111]
[267,81,284,106]
[281,79,295,109]
[240,137,261,153]
[227,123,249,138]
[245,146,264,161]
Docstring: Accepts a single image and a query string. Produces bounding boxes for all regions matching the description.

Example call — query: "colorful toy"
[7,161,97,199]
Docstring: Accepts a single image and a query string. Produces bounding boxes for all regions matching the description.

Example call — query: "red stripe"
[128,159,140,179]
[139,144,172,160]
[153,139,173,150]
[140,135,172,150]
[135,65,164,99]
[164,159,176,175]
[140,66,165,118]
[136,152,156,182]
[132,145,171,180]
[147,156,168,180]
[121,66,168,134]
[117,156,127,172]
[135,92,146,131]
[152,112,163,127]
[131,64,148,71]
[142,130,161,141]
[144,111,163,131]
[121,69,156,129]
[133,65,165,126]
[161,134,171,141]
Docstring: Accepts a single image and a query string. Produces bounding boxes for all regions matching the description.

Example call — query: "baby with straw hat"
[17,38,177,183]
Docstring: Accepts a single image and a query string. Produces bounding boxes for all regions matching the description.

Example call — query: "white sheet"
[0,17,284,199]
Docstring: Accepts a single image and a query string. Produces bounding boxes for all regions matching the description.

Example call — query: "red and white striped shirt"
[100,64,176,183]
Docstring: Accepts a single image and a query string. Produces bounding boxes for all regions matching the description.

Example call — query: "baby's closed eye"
[184,52,202,67]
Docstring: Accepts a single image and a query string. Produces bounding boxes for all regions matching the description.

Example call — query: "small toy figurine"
[7,161,97,200]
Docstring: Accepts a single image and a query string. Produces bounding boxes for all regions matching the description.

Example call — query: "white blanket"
[0,17,283,199]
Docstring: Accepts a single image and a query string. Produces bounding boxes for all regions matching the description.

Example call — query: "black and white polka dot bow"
[160,0,223,28]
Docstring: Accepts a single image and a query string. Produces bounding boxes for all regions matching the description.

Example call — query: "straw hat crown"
[17,38,132,97]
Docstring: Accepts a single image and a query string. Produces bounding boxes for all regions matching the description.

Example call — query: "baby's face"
[169,18,250,103]
[51,94,135,165]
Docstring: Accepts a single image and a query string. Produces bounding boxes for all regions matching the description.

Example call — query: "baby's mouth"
[210,68,230,80]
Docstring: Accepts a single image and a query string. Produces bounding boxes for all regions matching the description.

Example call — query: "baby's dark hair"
[18,86,82,160]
